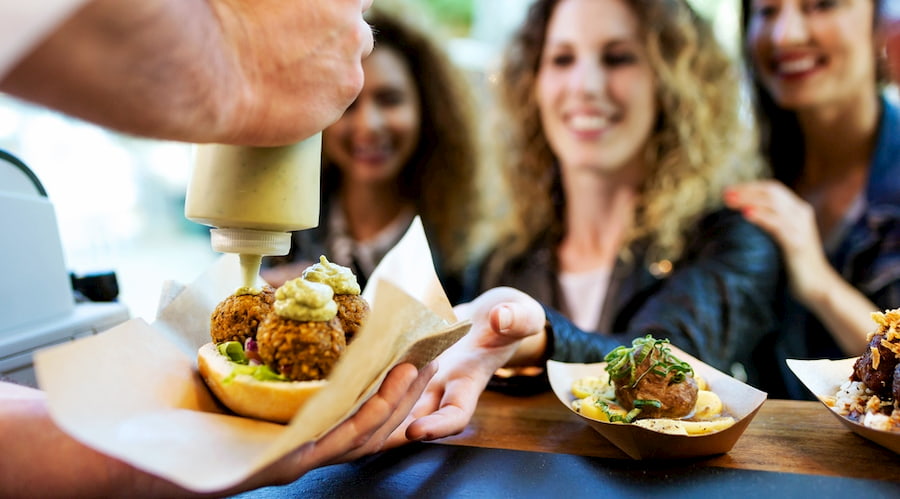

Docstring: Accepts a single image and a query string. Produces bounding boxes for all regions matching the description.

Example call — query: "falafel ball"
[334,294,370,343]
[256,314,346,381]
[209,285,276,345]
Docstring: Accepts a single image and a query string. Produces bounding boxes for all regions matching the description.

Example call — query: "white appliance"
[0,150,129,386]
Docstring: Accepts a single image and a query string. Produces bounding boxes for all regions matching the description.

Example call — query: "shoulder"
[684,208,780,268]
[869,95,900,205]
[694,208,775,246]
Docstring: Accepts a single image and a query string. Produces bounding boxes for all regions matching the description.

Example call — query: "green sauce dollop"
[274,277,338,321]
[302,255,361,295]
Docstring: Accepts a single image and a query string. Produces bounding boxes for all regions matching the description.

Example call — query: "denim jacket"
[468,208,782,390]
[774,96,900,399]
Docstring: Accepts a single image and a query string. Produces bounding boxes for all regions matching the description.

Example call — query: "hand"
[1,361,433,498]
[211,0,376,144]
[215,362,436,495]
[1,0,375,145]
[393,287,547,443]
[724,181,832,306]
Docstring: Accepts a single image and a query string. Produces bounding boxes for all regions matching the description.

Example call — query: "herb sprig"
[604,335,694,388]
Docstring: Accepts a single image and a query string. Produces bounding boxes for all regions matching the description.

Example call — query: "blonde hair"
[485,0,763,269]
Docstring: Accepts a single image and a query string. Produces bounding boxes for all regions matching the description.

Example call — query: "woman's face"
[323,46,421,185]
[746,0,876,110]
[534,0,657,177]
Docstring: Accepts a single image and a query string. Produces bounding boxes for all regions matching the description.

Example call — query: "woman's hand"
[724,180,830,305]
[724,181,876,355]
[393,287,547,443]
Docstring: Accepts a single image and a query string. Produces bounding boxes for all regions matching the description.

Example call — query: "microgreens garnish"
[604,335,694,388]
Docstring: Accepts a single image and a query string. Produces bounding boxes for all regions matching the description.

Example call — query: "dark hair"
[739,0,886,186]
[320,7,482,274]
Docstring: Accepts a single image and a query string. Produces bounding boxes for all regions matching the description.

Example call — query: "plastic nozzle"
[209,228,292,256]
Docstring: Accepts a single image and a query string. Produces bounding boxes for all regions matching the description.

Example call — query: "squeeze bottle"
[184,133,322,288]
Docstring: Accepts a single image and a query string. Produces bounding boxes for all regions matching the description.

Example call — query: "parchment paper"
[34,217,470,492]
[787,357,900,454]
[547,346,767,459]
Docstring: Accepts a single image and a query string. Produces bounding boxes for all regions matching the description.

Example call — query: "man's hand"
[0,0,376,146]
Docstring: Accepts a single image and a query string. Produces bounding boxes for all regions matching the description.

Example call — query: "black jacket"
[467,208,783,391]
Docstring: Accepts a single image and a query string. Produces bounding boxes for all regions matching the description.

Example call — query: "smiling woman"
[723,0,900,399]
[262,5,488,304]
[403,0,782,437]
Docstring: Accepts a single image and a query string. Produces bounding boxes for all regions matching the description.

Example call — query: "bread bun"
[197,342,327,423]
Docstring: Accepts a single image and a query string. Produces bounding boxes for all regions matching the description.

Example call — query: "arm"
[401,210,781,440]
[544,209,782,373]
[0,0,374,146]
[724,181,875,355]
[399,287,548,442]
[0,362,433,498]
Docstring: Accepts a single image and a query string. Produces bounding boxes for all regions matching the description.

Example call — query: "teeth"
[571,115,609,131]
[353,145,388,157]
[777,58,816,75]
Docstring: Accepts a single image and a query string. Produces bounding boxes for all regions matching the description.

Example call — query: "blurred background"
[0,0,740,321]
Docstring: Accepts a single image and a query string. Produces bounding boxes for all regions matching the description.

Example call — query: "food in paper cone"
[198,257,369,423]
[570,335,735,435]
[823,308,900,433]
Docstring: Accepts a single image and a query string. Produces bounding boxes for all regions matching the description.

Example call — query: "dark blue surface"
[233,443,900,498]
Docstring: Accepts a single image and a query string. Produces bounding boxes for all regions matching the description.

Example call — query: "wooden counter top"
[235,390,899,498]
[436,390,899,481]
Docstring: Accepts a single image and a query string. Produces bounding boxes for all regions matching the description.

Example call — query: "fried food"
[256,314,346,381]
[209,285,275,345]
[333,294,369,343]
[200,273,350,422]
[851,308,900,399]
[302,255,369,343]
[606,335,698,419]
[829,308,900,433]
[569,335,735,435]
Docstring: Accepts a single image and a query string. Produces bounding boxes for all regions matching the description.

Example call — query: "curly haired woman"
[263,6,487,303]
[400,0,783,439]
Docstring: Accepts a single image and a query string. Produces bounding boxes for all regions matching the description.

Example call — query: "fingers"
[347,361,438,455]
[355,0,375,58]
[404,374,483,442]
[357,17,374,59]
[303,363,423,467]
[723,180,802,215]
[724,181,802,239]
[490,302,545,341]
[452,301,473,320]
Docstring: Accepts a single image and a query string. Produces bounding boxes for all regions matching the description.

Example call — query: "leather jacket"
[467,208,783,390]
